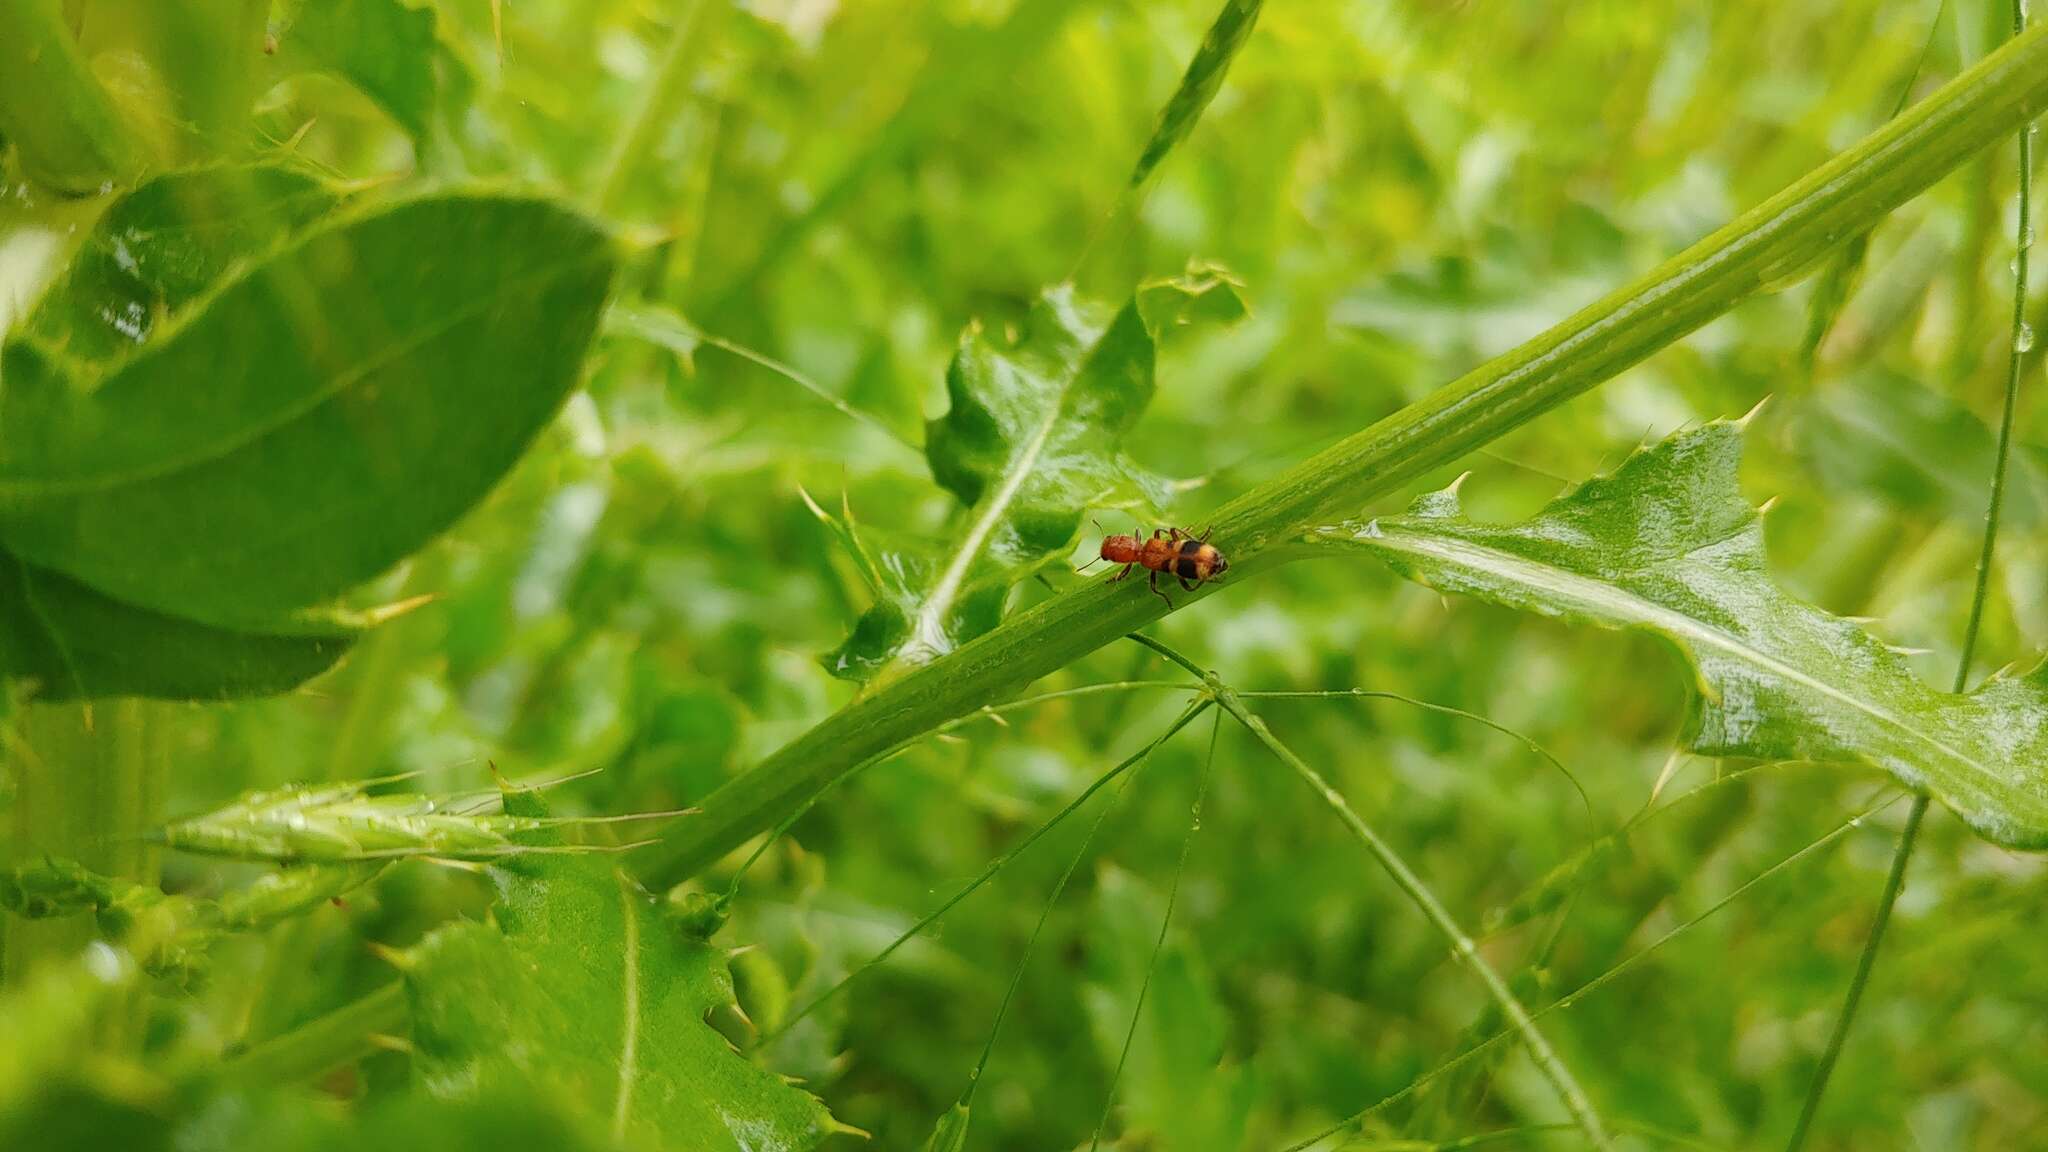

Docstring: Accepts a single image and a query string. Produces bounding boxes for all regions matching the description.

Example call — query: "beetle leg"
[1148,569,1174,607]
[1153,527,1173,540]
[1195,525,1213,543]
[1179,576,1199,592]
[1108,562,1134,583]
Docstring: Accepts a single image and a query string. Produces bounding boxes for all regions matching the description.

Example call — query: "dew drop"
[2024,226,2038,250]
[2017,323,2037,354]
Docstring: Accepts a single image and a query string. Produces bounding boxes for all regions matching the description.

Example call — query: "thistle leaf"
[1320,420,2048,850]
[406,849,837,1151]
[834,267,1244,678]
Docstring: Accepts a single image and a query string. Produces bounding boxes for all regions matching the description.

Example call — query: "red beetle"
[1096,525,1228,605]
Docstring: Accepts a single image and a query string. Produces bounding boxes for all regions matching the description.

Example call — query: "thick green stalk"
[638,22,2048,889]
[0,0,144,193]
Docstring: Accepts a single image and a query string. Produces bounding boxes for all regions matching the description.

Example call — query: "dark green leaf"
[23,164,339,364]
[0,192,616,628]
[406,849,837,1151]
[0,550,355,701]
[1322,419,2048,849]
[270,0,448,150]
[1129,0,1266,188]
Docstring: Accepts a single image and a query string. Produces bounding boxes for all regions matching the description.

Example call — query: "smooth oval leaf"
[1319,419,2048,850]
[0,548,354,701]
[0,192,616,628]
[21,163,339,364]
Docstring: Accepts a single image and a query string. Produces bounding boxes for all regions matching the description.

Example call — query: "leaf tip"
[828,1117,875,1141]
[355,592,437,628]
[366,940,417,972]
[796,485,831,522]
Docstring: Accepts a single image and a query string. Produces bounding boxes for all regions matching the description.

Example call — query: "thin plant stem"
[1288,794,1900,1152]
[1781,796,1926,1150]
[594,0,714,215]
[222,981,408,1084]
[1324,1119,1730,1152]
[1233,688,1593,823]
[1786,4,2036,1144]
[1216,690,1610,1149]
[759,701,1212,1043]
[1121,635,1609,1148]
[607,303,921,455]
[1090,708,1221,1150]
[958,702,1200,1107]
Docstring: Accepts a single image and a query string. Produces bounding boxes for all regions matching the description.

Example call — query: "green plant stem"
[638,21,2048,891]
[1291,794,1898,1151]
[223,980,408,1085]
[0,0,144,193]
[1090,709,1220,1151]
[594,0,717,216]
[3,705,163,988]
[1,702,165,1061]
[1786,8,2037,1147]
[760,700,1212,1042]
[1135,638,1608,1148]
[1781,797,1925,1150]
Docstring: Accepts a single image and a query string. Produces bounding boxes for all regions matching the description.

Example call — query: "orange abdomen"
[1100,535,1142,564]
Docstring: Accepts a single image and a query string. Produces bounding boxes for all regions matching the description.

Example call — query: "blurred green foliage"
[2,1,2046,1150]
